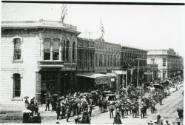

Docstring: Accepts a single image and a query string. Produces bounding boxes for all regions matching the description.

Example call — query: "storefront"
[36,62,77,104]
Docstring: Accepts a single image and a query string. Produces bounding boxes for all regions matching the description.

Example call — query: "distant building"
[147,49,183,80]
[121,46,147,86]
[1,20,80,104]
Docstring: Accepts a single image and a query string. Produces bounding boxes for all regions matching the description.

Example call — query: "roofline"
[121,45,147,52]
[1,20,81,35]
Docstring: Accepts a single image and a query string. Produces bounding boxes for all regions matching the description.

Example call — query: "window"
[72,42,76,61]
[108,55,110,66]
[63,40,66,61]
[13,38,21,60]
[99,54,102,66]
[163,58,166,66]
[13,73,21,97]
[66,40,69,61]
[43,38,51,60]
[111,55,113,66]
[95,54,98,66]
[53,38,60,60]
[104,55,107,66]
[114,55,116,66]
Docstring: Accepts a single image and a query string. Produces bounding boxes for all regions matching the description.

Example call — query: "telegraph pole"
[136,58,146,87]
[137,59,139,87]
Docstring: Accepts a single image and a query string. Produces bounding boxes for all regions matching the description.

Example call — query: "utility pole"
[137,59,139,87]
[136,58,146,87]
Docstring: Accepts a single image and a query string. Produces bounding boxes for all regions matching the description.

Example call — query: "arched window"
[53,38,60,60]
[72,42,76,62]
[13,38,21,60]
[13,73,21,97]
[43,38,51,60]
[66,40,69,61]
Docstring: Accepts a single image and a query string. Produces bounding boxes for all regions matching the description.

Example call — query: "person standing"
[88,104,93,117]
[66,105,71,122]
[109,102,114,118]
[113,112,122,124]
[45,94,51,111]
[56,101,61,120]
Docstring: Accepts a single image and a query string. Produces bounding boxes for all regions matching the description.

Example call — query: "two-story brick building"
[1,20,80,104]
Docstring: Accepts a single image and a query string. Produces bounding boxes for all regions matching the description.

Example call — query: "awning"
[113,70,127,75]
[106,73,117,77]
[76,73,109,85]
[76,73,107,79]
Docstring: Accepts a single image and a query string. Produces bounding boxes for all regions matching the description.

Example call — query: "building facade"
[147,49,183,80]
[1,20,80,104]
[121,46,147,86]
[94,39,121,73]
[77,37,95,72]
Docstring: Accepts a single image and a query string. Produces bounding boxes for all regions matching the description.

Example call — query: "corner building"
[147,49,183,80]
[1,20,80,104]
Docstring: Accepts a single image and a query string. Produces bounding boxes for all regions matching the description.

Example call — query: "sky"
[2,2,185,56]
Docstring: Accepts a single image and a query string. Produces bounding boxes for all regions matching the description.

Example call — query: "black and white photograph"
[0,0,184,124]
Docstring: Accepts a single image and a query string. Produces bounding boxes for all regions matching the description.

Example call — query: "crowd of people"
[22,77,183,124]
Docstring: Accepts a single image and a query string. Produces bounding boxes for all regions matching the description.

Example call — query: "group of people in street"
[44,90,106,123]
[22,76,183,124]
